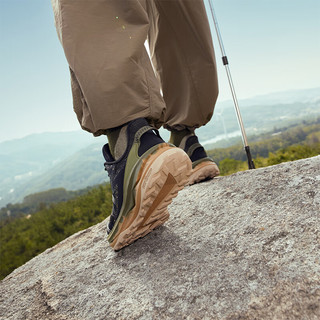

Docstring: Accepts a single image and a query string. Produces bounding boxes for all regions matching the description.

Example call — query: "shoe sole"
[188,161,220,185]
[108,146,191,251]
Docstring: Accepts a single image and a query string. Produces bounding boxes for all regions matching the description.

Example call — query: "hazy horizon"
[0,87,320,144]
[0,86,319,144]
[1,0,319,142]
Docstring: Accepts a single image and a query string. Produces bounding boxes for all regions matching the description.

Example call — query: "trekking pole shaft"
[207,0,255,169]
[224,64,249,147]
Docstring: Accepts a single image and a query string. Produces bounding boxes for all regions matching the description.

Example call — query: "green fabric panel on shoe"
[107,142,167,243]
[191,157,213,169]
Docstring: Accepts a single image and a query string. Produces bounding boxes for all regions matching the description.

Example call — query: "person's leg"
[147,0,218,129]
[51,0,191,250]
[51,0,166,135]
[147,0,220,184]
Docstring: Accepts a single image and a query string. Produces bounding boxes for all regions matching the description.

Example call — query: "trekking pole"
[207,0,255,169]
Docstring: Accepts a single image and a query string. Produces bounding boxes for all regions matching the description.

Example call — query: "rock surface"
[1,156,320,320]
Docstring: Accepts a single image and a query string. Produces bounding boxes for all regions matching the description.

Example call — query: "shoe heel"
[110,147,191,250]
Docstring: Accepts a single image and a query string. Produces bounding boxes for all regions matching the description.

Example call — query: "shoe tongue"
[114,125,128,160]
[103,118,150,162]
[113,118,150,160]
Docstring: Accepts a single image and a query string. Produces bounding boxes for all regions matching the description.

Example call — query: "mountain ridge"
[1,87,319,207]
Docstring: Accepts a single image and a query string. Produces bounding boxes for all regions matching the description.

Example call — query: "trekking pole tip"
[245,146,255,170]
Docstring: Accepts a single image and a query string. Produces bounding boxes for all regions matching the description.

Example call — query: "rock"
[1,156,320,320]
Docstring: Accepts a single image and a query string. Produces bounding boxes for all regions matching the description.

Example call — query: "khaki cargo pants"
[51,0,219,135]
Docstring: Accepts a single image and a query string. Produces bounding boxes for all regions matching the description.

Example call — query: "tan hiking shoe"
[103,118,191,251]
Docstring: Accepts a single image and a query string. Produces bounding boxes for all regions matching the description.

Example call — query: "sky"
[0,0,319,143]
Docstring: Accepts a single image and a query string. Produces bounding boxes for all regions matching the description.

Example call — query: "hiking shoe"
[102,118,192,250]
[178,134,219,185]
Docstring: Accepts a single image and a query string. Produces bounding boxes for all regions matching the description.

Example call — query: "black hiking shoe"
[178,134,219,185]
[102,118,192,250]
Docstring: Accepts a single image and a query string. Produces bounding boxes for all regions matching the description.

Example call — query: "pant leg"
[147,0,219,130]
[51,0,166,135]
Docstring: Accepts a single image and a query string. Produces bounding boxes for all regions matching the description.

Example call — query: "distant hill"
[196,87,320,147]
[0,132,106,207]
[0,88,319,207]
[0,131,94,183]
[2,118,319,223]
[239,87,320,105]
[0,142,107,207]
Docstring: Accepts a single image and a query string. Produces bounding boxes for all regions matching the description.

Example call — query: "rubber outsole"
[188,161,220,185]
[109,147,192,251]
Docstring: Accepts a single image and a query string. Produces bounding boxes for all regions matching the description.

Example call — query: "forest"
[0,119,319,280]
[0,186,96,222]
[0,185,112,280]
